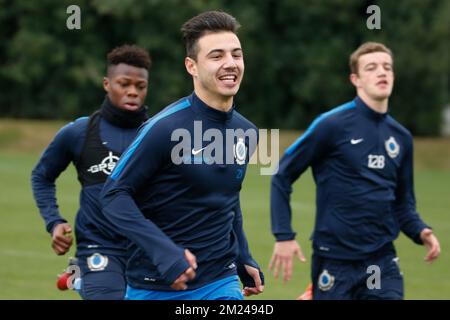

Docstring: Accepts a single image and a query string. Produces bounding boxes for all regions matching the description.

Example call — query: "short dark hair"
[107,44,152,71]
[181,11,240,59]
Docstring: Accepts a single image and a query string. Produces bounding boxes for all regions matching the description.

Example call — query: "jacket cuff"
[47,219,68,234]
[274,232,296,241]
[411,224,431,245]
[162,258,190,285]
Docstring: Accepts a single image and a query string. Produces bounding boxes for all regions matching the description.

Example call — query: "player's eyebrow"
[206,48,243,56]
[363,62,377,70]
[232,48,243,55]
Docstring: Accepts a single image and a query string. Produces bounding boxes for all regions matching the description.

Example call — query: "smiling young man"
[31,44,151,299]
[269,42,441,299]
[100,11,264,300]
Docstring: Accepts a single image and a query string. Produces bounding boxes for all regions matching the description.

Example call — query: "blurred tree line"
[0,0,448,135]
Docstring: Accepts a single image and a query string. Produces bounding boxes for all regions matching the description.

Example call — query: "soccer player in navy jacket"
[269,42,440,299]
[31,45,151,299]
[101,11,264,300]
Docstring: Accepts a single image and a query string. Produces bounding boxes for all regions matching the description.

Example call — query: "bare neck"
[358,91,388,114]
[194,88,233,112]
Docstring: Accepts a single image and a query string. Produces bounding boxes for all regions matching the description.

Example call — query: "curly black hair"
[107,44,152,71]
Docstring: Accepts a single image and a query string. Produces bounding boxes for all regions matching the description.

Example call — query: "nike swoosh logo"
[351,138,364,144]
[192,147,206,155]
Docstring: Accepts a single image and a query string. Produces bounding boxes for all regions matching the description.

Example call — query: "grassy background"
[0,119,449,299]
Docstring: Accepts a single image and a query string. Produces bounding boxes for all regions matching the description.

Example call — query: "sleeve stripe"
[110,99,191,180]
[75,116,89,122]
[285,101,356,155]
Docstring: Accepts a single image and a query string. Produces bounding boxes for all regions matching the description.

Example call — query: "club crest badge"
[385,136,400,158]
[318,269,335,291]
[87,253,108,271]
[233,138,247,165]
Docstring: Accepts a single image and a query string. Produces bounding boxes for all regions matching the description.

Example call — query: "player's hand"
[242,264,264,297]
[420,228,440,264]
[171,249,197,290]
[269,240,306,283]
[51,223,73,255]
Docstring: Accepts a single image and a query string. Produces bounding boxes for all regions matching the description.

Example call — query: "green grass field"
[0,119,449,299]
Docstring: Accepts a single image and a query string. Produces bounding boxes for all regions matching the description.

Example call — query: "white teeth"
[219,75,236,81]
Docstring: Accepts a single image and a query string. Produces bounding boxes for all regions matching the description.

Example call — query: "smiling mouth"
[218,74,238,85]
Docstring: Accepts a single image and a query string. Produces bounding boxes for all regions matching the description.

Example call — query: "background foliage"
[0,0,448,134]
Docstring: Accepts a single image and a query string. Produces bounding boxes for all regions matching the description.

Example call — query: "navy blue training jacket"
[271,96,429,260]
[31,116,140,257]
[101,92,260,290]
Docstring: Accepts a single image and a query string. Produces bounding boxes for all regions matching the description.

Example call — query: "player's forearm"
[31,169,66,233]
[232,205,254,264]
[101,191,188,280]
[395,188,429,243]
[270,175,297,241]
[397,208,429,244]
[270,117,331,239]
[232,205,264,289]
[395,196,428,244]
[394,139,429,243]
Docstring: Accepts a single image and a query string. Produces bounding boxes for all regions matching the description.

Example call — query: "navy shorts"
[311,249,403,300]
[77,253,127,300]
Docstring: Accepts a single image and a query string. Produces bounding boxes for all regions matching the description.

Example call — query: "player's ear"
[103,77,110,92]
[350,73,359,88]
[185,57,197,77]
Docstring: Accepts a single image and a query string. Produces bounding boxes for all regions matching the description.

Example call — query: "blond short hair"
[349,42,393,74]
